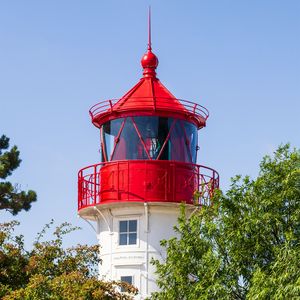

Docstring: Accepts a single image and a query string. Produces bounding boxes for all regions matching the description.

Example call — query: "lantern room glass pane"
[168,120,190,162]
[101,118,124,161]
[133,116,168,159]
[112,118,146,160]
[183,121,198,163]
[101,116,198,163]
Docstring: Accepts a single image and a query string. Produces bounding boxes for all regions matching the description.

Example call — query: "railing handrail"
[78,160,219,178]
[89,97,209,122]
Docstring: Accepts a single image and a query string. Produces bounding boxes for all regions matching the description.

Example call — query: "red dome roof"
[90,49,208,129]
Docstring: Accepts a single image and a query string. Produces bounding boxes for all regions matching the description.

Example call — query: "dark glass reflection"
[184,121,198,163]
[101,118,124,161]
[133,116,169,160]
[101,116,198,163]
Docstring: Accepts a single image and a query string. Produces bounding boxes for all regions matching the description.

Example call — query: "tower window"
[119,220,137,245]
[120,275,133,292]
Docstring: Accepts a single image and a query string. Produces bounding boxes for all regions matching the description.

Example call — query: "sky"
[0,1,299,248]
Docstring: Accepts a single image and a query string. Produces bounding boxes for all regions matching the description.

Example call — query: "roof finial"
[141,6,158,78]
[148,6,152,51]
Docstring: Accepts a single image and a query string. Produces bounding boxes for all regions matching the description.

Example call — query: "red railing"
[89,97,209,123]
[78,160,219,211]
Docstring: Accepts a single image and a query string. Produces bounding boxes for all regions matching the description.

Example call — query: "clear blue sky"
[0,1,299,247]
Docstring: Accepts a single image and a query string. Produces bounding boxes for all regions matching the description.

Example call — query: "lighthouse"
[77,15,219,299]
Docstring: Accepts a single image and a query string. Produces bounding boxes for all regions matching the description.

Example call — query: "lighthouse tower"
[77,17,219,299]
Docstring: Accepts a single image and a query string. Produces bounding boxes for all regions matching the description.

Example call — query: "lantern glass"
[101,116,198,163]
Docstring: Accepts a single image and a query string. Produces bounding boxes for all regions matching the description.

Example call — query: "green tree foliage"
[151,144,300,299]
[0,135,37,215]
[0,221,138,300]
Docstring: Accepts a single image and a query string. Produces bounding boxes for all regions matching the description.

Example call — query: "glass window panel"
[101,116,197,163]
[168,120,190,162]
[134,116,169,160]
[121,276,133,284]
[183,121,198,163]
[119,233,127,245]
[129,220,137,232]
[128,233,137,245]
[101,118,124,161]
[134,116,159,159]
[119,220,137,246]
[112,118,145,160]
[119,220,128,233]
[157,117,170,160]
[120,276,133,292]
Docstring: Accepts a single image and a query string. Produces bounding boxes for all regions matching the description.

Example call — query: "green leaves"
[0,222,138,300]
[152,144,300,299]
[0,135,21,180]
[0,135,37,215]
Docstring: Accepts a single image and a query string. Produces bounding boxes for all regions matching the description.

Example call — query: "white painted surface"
[80,203,190,299]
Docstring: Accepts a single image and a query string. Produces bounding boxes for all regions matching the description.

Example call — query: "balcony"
[78,160,219,211]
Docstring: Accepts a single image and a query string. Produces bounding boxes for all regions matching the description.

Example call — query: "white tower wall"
[91,203,191,299]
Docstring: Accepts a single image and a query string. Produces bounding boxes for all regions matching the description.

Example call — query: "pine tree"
[0,135,37,215]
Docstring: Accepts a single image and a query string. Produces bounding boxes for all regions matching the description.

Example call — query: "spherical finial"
[141,50,159,69]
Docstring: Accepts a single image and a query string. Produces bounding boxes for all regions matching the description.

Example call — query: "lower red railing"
[78,160,219,210]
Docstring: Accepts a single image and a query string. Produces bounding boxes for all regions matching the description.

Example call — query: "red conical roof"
[90,48,208,129]
[112,50,185,112]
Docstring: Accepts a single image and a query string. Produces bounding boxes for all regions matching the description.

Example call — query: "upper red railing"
[78,160,219,211]
[89,97,209,128]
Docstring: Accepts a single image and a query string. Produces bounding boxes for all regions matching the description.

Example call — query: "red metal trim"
[109,100,113,111]
[89,97,209,129]
[130,117,152,160]
[150,77,156,111]
[93,164,97,204]
[109,118,126,161]
[93,110,206,131]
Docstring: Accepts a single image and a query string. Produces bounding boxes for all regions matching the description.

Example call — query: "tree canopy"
[0,135,37,215]
[0,221,137,300]
[151,144,300,299]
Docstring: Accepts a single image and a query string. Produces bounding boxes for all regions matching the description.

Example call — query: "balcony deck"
[78,160,219,212]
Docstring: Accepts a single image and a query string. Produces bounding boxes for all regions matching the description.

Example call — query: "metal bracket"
[94,206,112,233]
[78,214,97,233]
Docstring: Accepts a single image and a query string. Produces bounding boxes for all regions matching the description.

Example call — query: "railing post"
[117,161,119,200]
[127,161,130,201]
[197,165,200,206]
[94,165,97,205]
[78,172,81,210]
[193,103,197,114]
[109,100,113,111]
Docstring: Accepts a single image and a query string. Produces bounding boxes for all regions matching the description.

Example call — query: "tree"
[0,221,138,300]
[0,135,37,215]
[151,144,300,299]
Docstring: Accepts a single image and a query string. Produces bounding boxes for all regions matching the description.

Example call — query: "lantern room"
[78,43,219,215]
[100,116,198,163]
